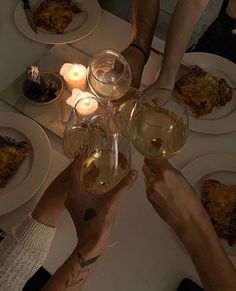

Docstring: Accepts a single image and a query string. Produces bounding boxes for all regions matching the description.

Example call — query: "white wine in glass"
[82,148,130,194]
[129,88,188,159]
[81,114,131,195]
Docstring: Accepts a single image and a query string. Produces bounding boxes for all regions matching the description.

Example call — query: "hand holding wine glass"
[129,88,188,159]
[65,154,138,251]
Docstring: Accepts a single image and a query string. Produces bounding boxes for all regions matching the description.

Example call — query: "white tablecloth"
[0,1,236,291]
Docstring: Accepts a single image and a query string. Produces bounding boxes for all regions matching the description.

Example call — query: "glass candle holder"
[63,96,104,160]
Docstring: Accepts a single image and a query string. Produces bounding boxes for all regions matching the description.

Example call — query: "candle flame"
[73,64,80,76]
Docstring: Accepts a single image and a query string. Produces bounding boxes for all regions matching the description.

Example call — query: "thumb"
[108,169,138,203]
[144,158,172,174]
[71,152,83,179]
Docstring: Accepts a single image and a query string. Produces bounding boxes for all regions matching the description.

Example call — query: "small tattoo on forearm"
[77,252,100,268]
[83,208,97,221]
[65,252,100,289]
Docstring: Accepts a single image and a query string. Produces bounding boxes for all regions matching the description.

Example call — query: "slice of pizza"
[201,179,236,246]
[175,65,233,117]
[0,135,31,187]
[33,0,74,34]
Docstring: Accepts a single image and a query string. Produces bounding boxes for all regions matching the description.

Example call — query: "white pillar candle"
[60,63,87,91]
[66,89,98,116]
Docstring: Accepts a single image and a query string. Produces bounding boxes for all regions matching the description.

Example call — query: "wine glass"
[111,87,142,122]
[63,96,103,160]
[87,49,131,103]
[80,113,131,195]
[129,88,188,159]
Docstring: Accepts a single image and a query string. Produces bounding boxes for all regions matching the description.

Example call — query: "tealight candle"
[66,88,98,116]
[60,63,87,91]
[76,97,99,116]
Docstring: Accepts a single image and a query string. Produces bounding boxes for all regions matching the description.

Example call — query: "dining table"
[0,1,236,291]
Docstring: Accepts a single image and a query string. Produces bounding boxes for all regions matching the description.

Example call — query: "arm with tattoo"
[42,155,137,290]
[42,242,102,291]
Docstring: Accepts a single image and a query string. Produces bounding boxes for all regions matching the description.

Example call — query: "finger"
[142,164,156,178]
[108,169,138,201]
[72,152,83,176]
[83,164,99,189]
[142,165,157,185]
[144,158,172,173]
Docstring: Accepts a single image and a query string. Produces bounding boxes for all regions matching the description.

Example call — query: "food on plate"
[33,0,82,34]
[23,66,62,103]
[201,179,236,246]
[0,136,31,187]
[175,65,233,117]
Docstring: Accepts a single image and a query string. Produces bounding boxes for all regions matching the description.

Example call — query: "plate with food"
[175,52,236,134]
[14,0,101,44]
[181,153,236,256]
[0,112,51,215]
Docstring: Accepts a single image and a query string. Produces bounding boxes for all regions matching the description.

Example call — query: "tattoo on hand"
[83,208,97,222]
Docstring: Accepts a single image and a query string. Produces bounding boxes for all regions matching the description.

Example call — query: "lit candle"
[60,63,87,91]
[66,89,98,116]
[76,97,99,116]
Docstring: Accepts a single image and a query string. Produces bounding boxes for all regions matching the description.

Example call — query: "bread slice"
[175,65,233,117]
[0,136,31,187]
[201,179,236,246]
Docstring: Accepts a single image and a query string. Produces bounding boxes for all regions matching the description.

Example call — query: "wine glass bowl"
[80,113,131,195]
[63,96,102,160]
[129,88,188,159]
[87,49,131,102]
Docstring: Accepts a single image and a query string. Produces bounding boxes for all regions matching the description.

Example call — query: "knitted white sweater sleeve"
[0,214,56,291]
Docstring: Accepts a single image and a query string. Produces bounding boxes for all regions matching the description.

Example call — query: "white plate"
[182,52,236,134]
[0,112,51,215]
[14,0,101,44]
[181,153,236,256]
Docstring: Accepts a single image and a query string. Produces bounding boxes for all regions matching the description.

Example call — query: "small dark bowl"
[23,72,63,106]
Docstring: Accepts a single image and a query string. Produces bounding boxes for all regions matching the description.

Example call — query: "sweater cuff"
[12,214,56,252]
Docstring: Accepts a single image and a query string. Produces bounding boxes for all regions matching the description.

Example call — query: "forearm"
[131,0,159,57]
[42,237,107,291]
[158,0,209,88]
[178,214,236,291]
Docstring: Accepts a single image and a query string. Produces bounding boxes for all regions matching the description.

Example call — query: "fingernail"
[130,170,138,180]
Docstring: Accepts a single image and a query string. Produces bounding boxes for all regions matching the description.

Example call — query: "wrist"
[156,71,176,90]
[175,209,218,248]
[32,207,61,227]
[77,235,108,259]
[129,43,148,65]
[129,34,151,60]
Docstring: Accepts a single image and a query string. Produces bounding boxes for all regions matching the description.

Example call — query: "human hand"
[143,76,174,93]
[143,64,191,93]
[32,162,74,227]
[65,154,138,254]
[121,45,146,89]
[142,158,209,235]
